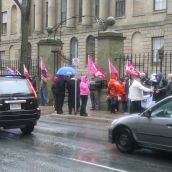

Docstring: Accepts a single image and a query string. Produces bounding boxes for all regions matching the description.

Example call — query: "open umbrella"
[57,66,77,75]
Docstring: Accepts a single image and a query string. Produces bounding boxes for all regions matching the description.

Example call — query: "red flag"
[93,64,106,78]
[23,64,30,77]
[87,55,106,78]
[40,57,50,80]
[108,59,119,78]
[125,61,140,77]
[87,55,97,74]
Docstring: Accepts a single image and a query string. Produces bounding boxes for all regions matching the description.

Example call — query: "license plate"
[10,104,21,110]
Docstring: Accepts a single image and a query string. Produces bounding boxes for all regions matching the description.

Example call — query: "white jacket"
[129,79,152,101]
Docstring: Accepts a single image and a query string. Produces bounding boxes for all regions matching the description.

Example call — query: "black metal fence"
[0,59,39,77]
[114,52,172,78]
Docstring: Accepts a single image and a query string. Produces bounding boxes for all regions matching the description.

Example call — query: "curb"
[49,112,126,124]
[40,106,126,124]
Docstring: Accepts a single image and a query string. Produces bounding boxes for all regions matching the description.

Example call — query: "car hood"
[111,113,140,128]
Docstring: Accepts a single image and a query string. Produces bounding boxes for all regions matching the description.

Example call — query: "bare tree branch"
[13,0,22,10]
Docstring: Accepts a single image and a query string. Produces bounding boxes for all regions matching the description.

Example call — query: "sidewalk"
[40,104,126,124]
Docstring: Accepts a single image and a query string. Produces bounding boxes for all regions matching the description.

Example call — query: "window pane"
[0,51,5,60]
[79,0,82,22]
[86,36,95,63]
[61,0,67,21]
[116,0,125,17]
[95,0,99,18]
[70,38,78,60]
[152,37,164,62]
[154,0,166,10]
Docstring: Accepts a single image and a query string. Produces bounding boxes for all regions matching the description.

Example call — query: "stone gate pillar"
[37,39,62,105]
[96,16,126,110]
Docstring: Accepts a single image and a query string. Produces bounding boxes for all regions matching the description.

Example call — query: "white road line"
[59,155,129,172]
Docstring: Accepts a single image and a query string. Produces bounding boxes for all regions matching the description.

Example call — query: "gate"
[114,52,172,78]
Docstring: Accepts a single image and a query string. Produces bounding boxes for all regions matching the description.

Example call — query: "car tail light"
[27,79,37,98]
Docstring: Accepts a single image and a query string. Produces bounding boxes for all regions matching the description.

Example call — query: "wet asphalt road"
[0,114,172,172]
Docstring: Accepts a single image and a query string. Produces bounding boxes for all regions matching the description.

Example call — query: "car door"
[136,97,172,151]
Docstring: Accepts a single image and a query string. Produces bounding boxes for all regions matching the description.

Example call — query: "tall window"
[11,5,17,34]
[45,2,48,28]
[79,0,82,23]
[116,0,125,18]
[86,35,95,63]
[95,0,99,18]
[152,37,164,62]
[1,11,7,34]
[70,37,78,61]
[154,0,166,11]
[0,51,5,60]
[61,0,67,22]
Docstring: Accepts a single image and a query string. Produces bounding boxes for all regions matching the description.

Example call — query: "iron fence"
[114,52,172,78]
[0,59,39,78]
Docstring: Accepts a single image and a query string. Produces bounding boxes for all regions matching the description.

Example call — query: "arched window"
[11,5,17,34]
[70,37,78,62]
[86,35,95,63]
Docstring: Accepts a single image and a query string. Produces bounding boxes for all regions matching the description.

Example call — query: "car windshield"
[0,78,32,95]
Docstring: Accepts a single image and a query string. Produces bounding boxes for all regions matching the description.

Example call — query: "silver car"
[108,96,172,153]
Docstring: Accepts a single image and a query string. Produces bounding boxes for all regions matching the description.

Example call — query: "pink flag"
[87,55,97,74]
[108,59,119,78]
[40,57,50,80]
[125,61,140,77]
[87,55,106,78]
[23,64,30,77]
[93,64,106,78]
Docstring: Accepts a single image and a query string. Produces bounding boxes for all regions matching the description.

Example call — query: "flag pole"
[108,58,111,78]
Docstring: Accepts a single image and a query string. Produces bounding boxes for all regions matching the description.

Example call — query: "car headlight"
[111,119,118,125]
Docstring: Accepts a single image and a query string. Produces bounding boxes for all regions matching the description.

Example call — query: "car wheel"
[116,127,135,153]
[21,125,34,135]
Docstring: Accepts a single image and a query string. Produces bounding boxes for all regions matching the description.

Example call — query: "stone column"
[66,0,75,27]
[35,0,43,32]
[96,17,126,110]
[99,0,109,20]
[82,0,91,25]
[48,0,56,28]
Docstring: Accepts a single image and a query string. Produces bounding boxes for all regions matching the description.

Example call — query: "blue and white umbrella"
[56,66,77,75]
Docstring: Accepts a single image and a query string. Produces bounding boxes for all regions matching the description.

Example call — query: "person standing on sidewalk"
[55,75,66,114]
[89,76,102,110]
[129,76,153,113]
[40,74,48,106]
[80,75,90,116]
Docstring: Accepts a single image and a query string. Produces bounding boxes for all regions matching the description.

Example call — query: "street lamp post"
[47,15,106,73]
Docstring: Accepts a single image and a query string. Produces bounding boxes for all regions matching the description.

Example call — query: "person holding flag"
[40,57,50,106]
[87,56,106,110]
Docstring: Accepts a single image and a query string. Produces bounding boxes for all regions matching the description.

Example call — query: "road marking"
[59,155,129,172]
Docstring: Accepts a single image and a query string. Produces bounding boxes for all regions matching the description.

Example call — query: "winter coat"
[129,79,152,101]
[153,72,167,101]
[80,76,90,95]
[55,76,66,95]
[108,76,125,97]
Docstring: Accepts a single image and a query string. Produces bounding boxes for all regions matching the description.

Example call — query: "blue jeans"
[40,88,48,105]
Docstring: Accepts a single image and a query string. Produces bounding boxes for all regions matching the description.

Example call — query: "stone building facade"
[0,0,172,71]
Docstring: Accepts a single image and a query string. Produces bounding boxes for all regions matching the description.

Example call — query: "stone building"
[0,0,172,72]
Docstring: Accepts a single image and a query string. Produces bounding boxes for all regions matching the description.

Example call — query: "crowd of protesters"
[106,71,172,114]
[42,70,172,116]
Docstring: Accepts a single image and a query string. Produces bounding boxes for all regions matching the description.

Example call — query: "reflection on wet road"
[0,115,171,172]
